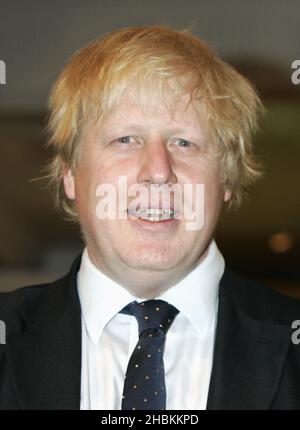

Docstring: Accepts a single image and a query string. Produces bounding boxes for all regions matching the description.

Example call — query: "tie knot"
[120,299,179,335]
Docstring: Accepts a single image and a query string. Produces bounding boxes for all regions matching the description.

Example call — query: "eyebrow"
[104,124,204,137]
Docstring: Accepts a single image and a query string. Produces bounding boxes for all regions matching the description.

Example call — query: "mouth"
[127,208,177,222]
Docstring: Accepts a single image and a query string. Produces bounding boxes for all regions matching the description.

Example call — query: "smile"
[127,208,176,222]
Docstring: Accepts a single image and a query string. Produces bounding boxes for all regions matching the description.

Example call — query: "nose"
[137,139,177,186]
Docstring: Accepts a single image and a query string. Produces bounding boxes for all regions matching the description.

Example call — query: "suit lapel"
[4,256,82,410]
[207,270,291,410]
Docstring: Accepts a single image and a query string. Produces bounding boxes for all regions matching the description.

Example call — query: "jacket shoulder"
[221,269,300,324]
[0,283,51,333]
[0,254,82,338]
[0,253,82,323]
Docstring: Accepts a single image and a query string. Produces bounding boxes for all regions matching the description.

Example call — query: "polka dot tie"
[120,299,179,410]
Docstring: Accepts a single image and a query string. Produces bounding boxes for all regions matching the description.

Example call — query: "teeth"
[128,208,175,222]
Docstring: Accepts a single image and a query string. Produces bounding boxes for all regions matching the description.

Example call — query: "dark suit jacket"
[1,254,300,410]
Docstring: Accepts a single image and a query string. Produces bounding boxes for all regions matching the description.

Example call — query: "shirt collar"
[77,240,224,343]
[158,240,224,335]
[77,249,137,344]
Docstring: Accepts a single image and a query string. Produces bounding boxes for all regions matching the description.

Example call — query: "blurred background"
[0,0,299,296]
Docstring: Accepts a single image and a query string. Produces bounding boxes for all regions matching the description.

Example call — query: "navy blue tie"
[120,300,179,410]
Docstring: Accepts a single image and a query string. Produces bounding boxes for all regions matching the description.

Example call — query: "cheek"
[73,169,101,221]
[195,166,224,215]
[74,166,136,223]
[204,182,225,223]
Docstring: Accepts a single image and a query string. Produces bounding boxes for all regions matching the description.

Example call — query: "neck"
[86,244,210,299]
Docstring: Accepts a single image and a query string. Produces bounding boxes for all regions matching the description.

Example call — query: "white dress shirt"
[77,240,225,410]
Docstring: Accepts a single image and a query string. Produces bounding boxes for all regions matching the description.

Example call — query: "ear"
[63,168,75,200]
[223,189,232,203]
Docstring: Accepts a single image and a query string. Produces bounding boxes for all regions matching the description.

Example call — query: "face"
[63,91,231,297]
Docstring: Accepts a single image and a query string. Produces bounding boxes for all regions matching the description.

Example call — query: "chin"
[122,247,179,271]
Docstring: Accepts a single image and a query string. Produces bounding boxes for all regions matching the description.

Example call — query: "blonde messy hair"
[47,25,263,218]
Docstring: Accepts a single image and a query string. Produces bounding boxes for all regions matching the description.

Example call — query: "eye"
[117,136,135,144]
[169,137,196,150]
[177,138,192,148]
[111,135,142,149]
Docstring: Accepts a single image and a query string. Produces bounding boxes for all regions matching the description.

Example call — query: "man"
[0,25,300,410]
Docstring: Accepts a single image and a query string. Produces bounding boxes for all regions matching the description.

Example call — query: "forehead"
[100,87,208,131]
